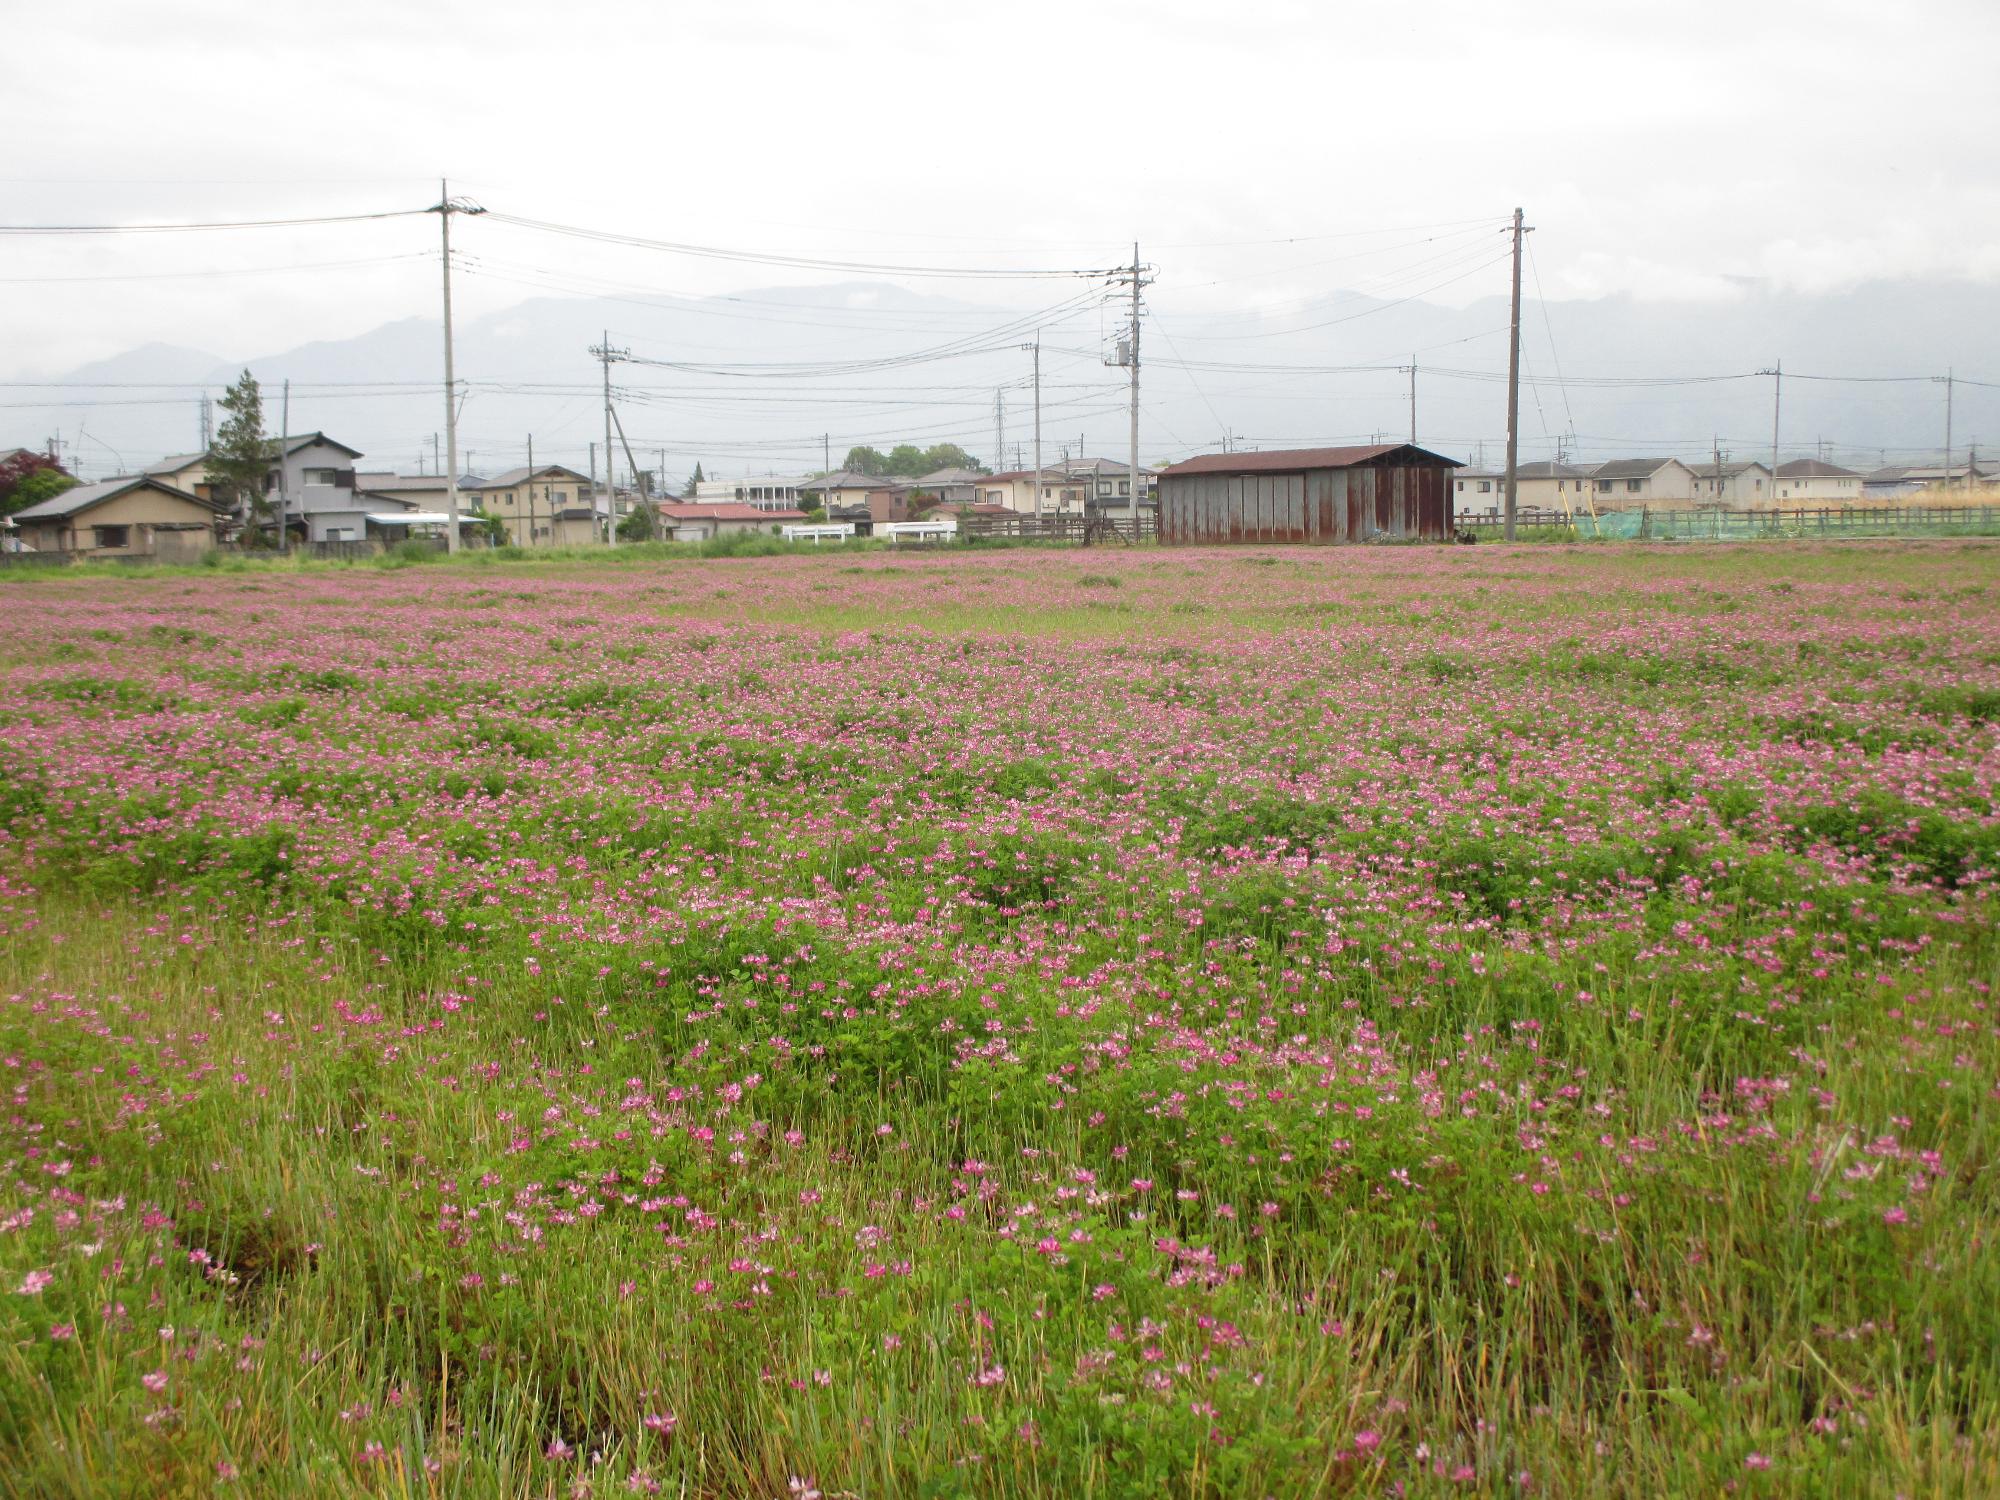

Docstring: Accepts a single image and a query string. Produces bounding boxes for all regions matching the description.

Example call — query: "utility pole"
[429,180,485,555]
[608,403,648,536]
[590,331,629,543]
[1942,368,1955,491]
[1768,361,1782,482]
[823,433,830,472]
[994,390,1005,477]
[1408,358,1417,445]
[277,377,290,554]
[658,447,667,503]
[526,433,536,547]
[1502,208,1529,541]
[588,441,597,535]
[1713,436,1724,505]
[1032,332,1043,520]
[1127,241,1143,531]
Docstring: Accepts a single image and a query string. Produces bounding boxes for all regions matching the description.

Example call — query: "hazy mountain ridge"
[27,277,1999,481]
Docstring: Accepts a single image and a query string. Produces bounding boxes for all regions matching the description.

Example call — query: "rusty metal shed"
[1155,444,1462,545]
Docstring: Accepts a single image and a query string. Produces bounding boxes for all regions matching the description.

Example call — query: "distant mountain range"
[26,276,2000,484]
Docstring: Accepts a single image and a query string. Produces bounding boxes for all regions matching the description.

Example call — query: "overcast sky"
[6,0,1998,468]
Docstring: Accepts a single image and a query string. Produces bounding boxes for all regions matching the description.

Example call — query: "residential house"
[799,471,910,524]
[10,475,225,561]
[1773,459,1864,503]
[352,472,485,508]
[1687,459,1773,505]
[467,465,601,546]
[1452,469,1503,516]
[1863,461,1999,499]
[248,432,378,543]
[692,477,809,511]
[1056,456,1159,511]
[654,502,809,542]
[974,469,1085,514]
[1450,462,1592,516]
[1586,458,1700,509]
[910,467,986,505]
[142,452,212,499]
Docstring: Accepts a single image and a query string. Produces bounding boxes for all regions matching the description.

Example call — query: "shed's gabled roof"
[1774,458,1860,478]
[1158,444,1463,478]
[12,474,229,522]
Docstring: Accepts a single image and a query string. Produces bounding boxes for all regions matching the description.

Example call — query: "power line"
[0,209,427,235]
[482,212,1115,280]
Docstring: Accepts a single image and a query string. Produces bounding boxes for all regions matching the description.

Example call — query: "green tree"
[683,463,705,498]
[0,452,76,518]
[617,504,657,542]
[884,445,930,477]
[841,446,890,477]
[208,371,270,542]
[921,443,984,474]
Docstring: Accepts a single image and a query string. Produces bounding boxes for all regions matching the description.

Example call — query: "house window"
[94,524,131,549]
[1118,481,1130,496]
[1478,481,1492,493]
[302,468,341,486]
[1455,480,1464,492]
[1626,479,1641,493]
[1596,480,1613,493]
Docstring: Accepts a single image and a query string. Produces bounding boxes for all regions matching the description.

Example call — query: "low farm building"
[1156,444,1461,545]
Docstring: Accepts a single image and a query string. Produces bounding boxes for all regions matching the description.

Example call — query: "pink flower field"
[1,540,1997,1497]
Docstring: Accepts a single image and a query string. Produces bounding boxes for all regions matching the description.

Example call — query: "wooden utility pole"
[1503,208,1527,541]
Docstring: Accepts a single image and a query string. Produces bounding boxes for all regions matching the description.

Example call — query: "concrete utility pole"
[1033,332,1043,521]
[429,180,485,555]
[1713,437,1725,505]
[1768,361,1782,480]
[1503,208,1529,541]
[590,331,629,543]
[1128,241,1143,532]
[1942,368,1955,491]
[277,378,290,554]
[526,433,536,546]
[994,390,1005,478]
[1021,337,1043,517]
[1408,358,1417,445]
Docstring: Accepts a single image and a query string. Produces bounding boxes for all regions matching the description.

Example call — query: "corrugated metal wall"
[1160,463,1455,545]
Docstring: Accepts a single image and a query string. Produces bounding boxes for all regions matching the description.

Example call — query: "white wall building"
[693,478,808,511]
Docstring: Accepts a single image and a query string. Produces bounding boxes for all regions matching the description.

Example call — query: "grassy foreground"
[2,540,1998,1497]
